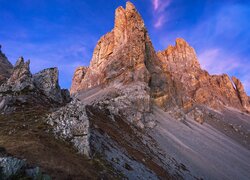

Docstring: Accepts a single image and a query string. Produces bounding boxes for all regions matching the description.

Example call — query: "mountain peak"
[72,2,250,114]
[175,38,189,47]
[126,1,136,11]
[114,1,145,46]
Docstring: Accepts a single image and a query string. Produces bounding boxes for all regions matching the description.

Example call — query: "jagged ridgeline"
[0,2,250,180]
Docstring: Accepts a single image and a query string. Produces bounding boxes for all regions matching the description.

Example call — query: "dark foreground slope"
[0,57,122,179]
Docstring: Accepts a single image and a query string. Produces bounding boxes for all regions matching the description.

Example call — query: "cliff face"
[157,39,249,111]
[71,2,249,113]
[70,2,171,102]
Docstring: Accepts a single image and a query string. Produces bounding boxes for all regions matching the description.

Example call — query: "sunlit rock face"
[70,2,174,128]
[70,66,88,94]
[232,76,250,111]
[157,39,249,112]
[71,1,249,117]
[70,2,170,98]
[75,2,151,89]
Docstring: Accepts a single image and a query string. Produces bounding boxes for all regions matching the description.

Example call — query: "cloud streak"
[151,0,172,28]
[153,0,159,11]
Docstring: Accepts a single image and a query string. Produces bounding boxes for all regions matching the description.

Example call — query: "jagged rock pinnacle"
[72,2,249,113]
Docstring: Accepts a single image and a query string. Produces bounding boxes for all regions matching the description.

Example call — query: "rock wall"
[157,39,249,111]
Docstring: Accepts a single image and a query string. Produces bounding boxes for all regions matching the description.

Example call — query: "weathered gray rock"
[0,57,34,93]
[0,57,70,107]
[0,156,51,180]
[33,68,63,103]
[91,82,155,129]
[0,157,26,179]
[47,98,90,156]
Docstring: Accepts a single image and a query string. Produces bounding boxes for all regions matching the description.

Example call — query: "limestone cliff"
[157,39,248,111]
[72,3,249,113]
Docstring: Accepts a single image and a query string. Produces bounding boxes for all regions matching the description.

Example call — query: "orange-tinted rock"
[71,2,155,93]
[72,2,249,114]
[70,66,88,93]
[157,39,245,111]
[232,76,250,110]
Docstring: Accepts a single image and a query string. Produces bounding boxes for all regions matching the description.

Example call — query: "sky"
[0,0,250,94]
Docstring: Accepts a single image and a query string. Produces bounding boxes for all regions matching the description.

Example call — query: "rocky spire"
[33,67,65,103]
[71,1,152,92]
[232,76,250,110]
[71,2,249,113]
[2,57,34,92]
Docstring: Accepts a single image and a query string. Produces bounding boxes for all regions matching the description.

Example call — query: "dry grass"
[0,106,122,180]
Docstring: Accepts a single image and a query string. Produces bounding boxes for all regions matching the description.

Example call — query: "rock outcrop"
[0,56,70,113]
[232,76,250,111]
[72,1,249,119]
[33,68,64,103]
[47,98,90,156]
[70,2,169,98]
[70,2,175,127]
[1,57,34,92]
[157,39,249,112]
[0,45,13,84]
[70,66,88,93]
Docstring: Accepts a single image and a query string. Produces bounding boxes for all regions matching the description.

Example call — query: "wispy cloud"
[151,0,172,28]
[198,48,250,95]
[198,48,241,74]
[154,15,165,28]
[153,0,159,11]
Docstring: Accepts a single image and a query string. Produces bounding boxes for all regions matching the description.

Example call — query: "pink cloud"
[154,15,165,28]
[153,0,159,11]
[152,0,172,28]
[198,48,241,74]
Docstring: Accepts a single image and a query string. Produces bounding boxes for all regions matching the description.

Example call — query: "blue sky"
[0,0,249,94]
